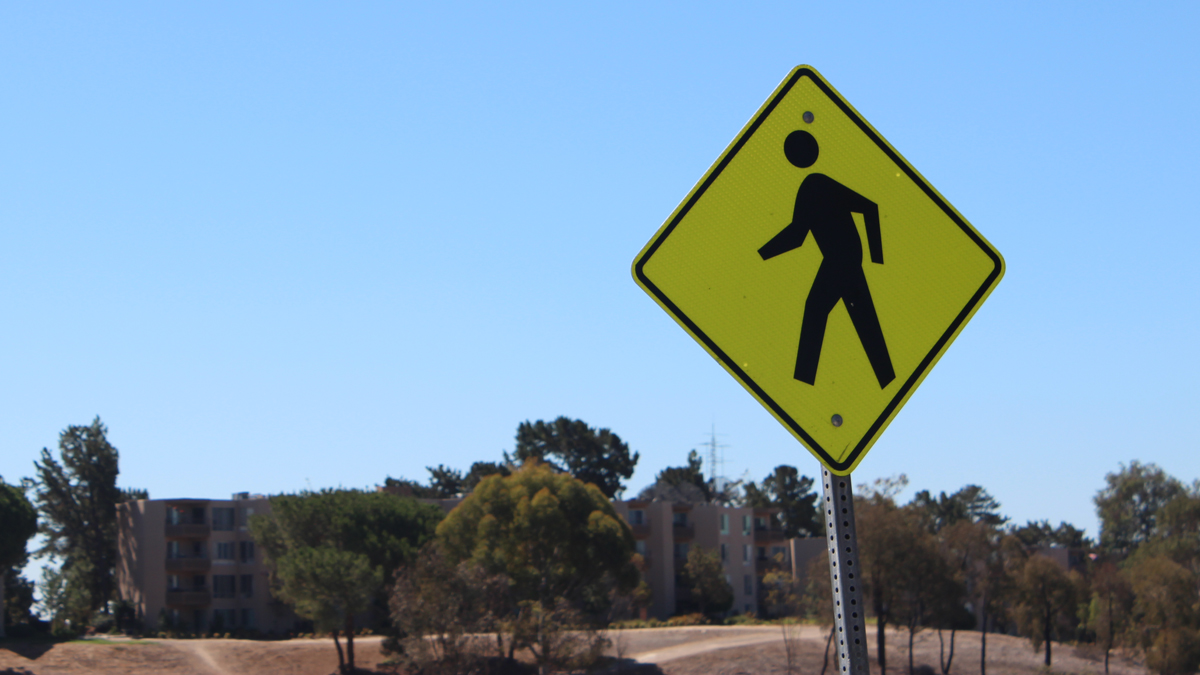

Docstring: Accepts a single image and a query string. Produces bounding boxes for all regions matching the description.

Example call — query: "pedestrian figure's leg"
[843,268,895,388]
[795,263,841,385]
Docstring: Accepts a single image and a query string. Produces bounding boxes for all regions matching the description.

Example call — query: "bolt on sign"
[633,66,1004,475]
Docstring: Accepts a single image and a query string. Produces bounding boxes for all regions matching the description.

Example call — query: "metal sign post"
[822,467,870,675]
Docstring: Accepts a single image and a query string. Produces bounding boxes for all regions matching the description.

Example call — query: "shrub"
[665,613,709,627]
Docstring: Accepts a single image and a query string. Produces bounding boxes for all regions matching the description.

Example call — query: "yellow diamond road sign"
[633,66,1004,475]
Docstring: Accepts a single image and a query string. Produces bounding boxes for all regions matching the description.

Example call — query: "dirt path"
[626,625,820,664]
[170,640,232,675]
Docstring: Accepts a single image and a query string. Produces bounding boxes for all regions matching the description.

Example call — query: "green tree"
[680,546,733,618]
[744,466,821,538]
[1126,554,1200,675]
[1087,562,1133,675]
[1095,461,1183,555]
[507,417,639,498]
[462,461,510,492]
[911,485,1006,533]
[856,480,921,675]
[436,461,638,672]
[1,477,38,638]
[1011,519,1093,549]
[276,547,381,673]
[1011,554,1079,666]
[426,465,464,497]
[640,449,709,502]
[30,418,143,624]
[890,522,963,675]
[251,489,443,674]
[941,519,1007,675]
[381,476,441,499]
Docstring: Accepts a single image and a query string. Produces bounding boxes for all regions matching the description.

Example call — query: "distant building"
[1034,545,1088,573]
[611,498,815,619]
[116,494,297,634]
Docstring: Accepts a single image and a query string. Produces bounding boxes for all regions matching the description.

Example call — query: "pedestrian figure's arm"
[862,202,883,264]
[759,221,810,260]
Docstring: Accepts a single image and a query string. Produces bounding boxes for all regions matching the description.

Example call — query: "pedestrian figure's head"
[784,130,818,169]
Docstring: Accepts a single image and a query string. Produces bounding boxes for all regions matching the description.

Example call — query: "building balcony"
[754,528,785,543]
[672,523,695,540]
[165,523,210,538]
[166,590,211,607]
[630,523,651,539]
[166,557,211,573]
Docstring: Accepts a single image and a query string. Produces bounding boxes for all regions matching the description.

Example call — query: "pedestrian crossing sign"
[632,66,1004,475]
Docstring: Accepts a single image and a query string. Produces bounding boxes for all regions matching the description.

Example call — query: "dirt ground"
[0,626,1148,675]
[652,626,1147,675]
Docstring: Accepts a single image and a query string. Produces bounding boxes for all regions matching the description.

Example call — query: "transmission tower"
[701,424,729,494]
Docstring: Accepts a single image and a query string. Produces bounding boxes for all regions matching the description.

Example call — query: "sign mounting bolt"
[831,414,843,427]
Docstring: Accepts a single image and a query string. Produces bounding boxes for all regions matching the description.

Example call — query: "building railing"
[754,528,785,543]
[165,557,211,573]
[672,523,694,540]
[630,524,651,539]
[165,590,211,606]
[165,523,211,538]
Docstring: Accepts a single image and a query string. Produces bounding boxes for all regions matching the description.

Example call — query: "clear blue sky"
[3,3,1199,563]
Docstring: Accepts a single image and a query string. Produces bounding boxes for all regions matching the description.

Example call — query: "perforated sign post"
[632,66,1003,675]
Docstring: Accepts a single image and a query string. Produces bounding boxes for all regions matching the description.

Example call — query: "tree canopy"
[679,546,733,617]
[910,485,1006,533]
[251,489,443,674]
[507,417,638,498]
[30,418,142,624]
[1095,461,1184,554]
[1,477,37,639]
[437,461,638,611]
[744,465,821,538]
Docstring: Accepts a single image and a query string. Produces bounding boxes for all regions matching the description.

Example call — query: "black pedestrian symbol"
[758,130,896,389]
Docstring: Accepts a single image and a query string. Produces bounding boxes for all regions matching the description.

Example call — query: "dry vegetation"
[0,626,1149,675]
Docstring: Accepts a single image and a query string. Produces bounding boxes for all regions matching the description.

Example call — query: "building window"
[238,507,255,531]
[744,575,753,595]
[240,541,255,563]
[216,542,235,560]
[628,509,645,525]
[167,575,182,591]
[192,507,206,524]
[720,513,729,535]
[758,546,767,560]
[212,608,236,631]
[213,575,236,599]
[720,543,728,562]
[212,508,235,531]
[673,512,687,527]
[772,546,787,559]
[742,515,752,536]
[167,541,181,559]
[743,544,751,564]
[635,540,647,556]
[192,575,206,590]
[241,574,254,598]
[674,543,690,559]
[240,608,256,629]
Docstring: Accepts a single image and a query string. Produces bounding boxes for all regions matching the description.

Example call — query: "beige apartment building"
[116,494,297,634]
[612,499,819,619]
